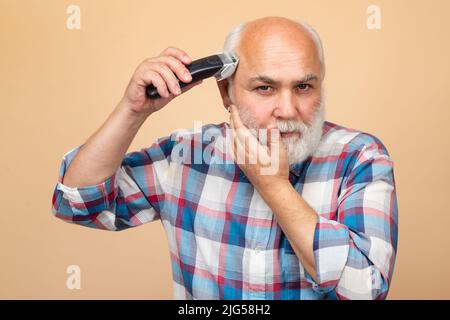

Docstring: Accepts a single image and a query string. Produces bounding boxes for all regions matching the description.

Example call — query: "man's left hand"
[228,104,290,193]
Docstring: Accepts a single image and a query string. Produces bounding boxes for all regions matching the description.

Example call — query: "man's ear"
[216,79,233,112]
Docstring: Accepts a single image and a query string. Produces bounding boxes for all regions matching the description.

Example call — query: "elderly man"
[52,16,398,300]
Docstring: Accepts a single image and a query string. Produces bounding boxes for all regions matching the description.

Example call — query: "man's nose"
[272,90,299,119]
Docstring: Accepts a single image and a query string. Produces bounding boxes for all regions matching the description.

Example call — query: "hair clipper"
[146,52,239,99]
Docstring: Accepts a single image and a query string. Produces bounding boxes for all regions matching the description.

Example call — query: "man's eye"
[297,83,312,91]
[256,85,272,92]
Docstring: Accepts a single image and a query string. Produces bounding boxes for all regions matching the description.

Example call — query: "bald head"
[223,16,325,81]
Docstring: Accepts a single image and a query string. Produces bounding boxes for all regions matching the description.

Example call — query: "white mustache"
[276,119,308,134]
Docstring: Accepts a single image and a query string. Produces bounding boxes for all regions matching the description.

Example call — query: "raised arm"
[63,47,198,187]
[52,47,202,231]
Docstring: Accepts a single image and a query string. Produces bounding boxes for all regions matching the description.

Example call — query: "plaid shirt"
[51,121,398,300]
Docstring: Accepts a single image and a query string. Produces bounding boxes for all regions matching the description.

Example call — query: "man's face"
[228,31,325,165]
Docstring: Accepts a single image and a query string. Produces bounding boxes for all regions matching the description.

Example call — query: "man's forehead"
[236,22,320,67]
[237,42,318,73]
[240,38,315,59]
[236,51,319,83]
[241,52,316,70]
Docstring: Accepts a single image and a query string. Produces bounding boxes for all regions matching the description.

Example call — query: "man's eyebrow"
[248,73,318,85]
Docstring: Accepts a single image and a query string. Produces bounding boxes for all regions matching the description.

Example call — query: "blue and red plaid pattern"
[51,121,398,300]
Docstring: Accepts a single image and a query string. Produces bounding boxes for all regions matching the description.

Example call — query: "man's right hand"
[121,46,203,116]
[62,46,203,188]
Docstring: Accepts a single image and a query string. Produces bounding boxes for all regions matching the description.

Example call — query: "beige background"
[1,0,449,299]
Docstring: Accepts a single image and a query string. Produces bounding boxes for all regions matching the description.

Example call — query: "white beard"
[235,96,325,167]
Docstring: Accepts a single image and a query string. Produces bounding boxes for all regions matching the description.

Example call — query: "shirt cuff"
[55,146,118,216]
[304,215,350,294]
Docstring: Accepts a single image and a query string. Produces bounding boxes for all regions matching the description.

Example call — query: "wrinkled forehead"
[235,32,321,80]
